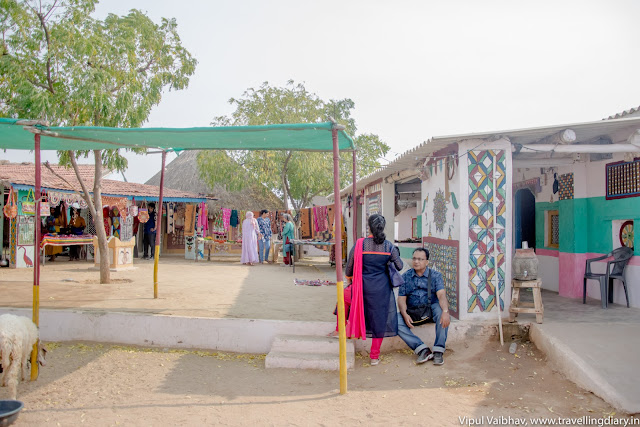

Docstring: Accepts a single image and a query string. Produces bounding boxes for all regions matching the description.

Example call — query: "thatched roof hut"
[146,150,282,211]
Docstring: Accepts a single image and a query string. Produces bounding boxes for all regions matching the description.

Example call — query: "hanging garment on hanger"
[184,204,196,236]
[222,208,231,231]
[167,202,175,234]
[299,208,313,239]
[230,209,239,227]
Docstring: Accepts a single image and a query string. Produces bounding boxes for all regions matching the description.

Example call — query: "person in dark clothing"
[143,203,157,260]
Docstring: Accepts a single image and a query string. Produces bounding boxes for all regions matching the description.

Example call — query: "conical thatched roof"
[146,150,282,210]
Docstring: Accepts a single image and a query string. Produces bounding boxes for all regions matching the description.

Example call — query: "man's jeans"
[397,302,448,355]
[258,238,271,263]
[143,231,156,258]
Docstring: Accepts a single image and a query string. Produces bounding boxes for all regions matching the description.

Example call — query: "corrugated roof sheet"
[0,163,208,202]
[605,106,640,120]
[330,116,640,198]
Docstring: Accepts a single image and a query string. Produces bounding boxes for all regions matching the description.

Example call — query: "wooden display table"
[92,236,135,270]
[509,278,544,324]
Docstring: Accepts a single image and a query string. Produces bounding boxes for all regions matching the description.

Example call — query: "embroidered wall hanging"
[606,158,640,200]
[558,173,574,200]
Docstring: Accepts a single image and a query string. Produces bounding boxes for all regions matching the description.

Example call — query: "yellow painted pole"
[31,133,41,380]
[153,151,167,299]
[332,126,348,394]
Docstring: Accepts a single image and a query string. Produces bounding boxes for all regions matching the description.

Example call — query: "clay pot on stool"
[512,247,539,280]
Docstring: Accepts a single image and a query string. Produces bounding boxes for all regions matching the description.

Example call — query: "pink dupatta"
[346,238,367,340]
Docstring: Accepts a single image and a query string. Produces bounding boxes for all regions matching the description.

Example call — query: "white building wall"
[394,207,417,241]
[382,181,396,242]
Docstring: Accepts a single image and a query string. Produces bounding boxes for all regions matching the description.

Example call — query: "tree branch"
[35,11,55,94]
[67,151,97,220]
[43,161,88,199]
[137,58,155,73]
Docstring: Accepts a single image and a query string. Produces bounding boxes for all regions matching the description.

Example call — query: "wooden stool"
[509,278,544,324]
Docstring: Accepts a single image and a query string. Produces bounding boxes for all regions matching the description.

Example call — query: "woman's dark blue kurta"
[346,238,403,338]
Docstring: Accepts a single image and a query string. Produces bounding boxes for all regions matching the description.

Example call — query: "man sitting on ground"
[397,248,451,365]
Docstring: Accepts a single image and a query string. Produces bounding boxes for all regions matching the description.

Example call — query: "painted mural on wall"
[423,238,459,319]
[467,150,506,313]
[432,189,447,233]
[558,173,574,201]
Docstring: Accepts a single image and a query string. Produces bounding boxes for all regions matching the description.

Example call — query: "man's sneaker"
[433,352,444,365]
[416,348,433,364]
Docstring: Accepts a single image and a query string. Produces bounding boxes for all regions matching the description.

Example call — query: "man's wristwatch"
[443,309,449,313]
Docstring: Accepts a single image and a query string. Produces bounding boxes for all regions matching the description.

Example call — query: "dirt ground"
[1,256,638,425]
[3,339,634,426]
[0,255,338,321]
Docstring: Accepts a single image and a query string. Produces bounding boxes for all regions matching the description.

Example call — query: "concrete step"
[269,334,355,355]
[265,351,355,370]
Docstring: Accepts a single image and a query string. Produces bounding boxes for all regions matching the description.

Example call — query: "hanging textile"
[184,204,196,236]
[230,209,239,227]
[222,208,232,231]
[299,208,313,239]
[103,206,111,237]
[120,214,134,241]
[167,202,175,234]
[102,196,128,215]
[199,202,209,237]
[46,191,88,209]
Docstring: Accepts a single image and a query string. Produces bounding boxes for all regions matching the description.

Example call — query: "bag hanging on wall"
[128,197,138,217]
[40,194,51,217]
[3,187,18,219]
[21,189,36,215]
[405,270,434,326]
[138,200,149,223]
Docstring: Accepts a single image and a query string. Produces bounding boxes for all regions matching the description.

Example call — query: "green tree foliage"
[198,80,389,211]
[1,0,197,282]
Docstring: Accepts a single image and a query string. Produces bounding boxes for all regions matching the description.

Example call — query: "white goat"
[0,314,47,400]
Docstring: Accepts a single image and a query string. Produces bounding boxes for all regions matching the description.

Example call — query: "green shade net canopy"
[0,118,355,152]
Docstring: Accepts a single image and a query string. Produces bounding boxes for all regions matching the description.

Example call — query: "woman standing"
[240,211,260,266]
[281,213,295,265]
[68,206,86,261]
[344,214,403,365]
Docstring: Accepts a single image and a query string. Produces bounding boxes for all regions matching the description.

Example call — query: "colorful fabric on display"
[167,203,175,234]
[184,204,196,236]
[47,191,88,209]
[230,210,239,227]
[294,279,336,286]
[299,208,313,239]
[222,208,231,231]
[40,234,93,249]
[103,206,111,237]
[313,206,329,232]
[102,196,128,215]
[199,202,209,236]
[112,215,121,239]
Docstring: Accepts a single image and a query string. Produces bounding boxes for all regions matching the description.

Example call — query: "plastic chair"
[583,246,634,308]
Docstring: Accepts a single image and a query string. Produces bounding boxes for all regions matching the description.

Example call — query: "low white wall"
[0,307,498,354]
[538,255,559,292]
[585,262,639,307]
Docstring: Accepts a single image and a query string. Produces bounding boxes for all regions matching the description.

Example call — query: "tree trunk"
[93,151,110,284]
[68,150,110,284]
[281,151,293,210]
